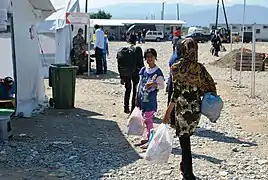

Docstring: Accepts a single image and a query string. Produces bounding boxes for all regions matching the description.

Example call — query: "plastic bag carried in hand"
[145,123,173,164]
[201,92,223,123]
[127,107,145,136]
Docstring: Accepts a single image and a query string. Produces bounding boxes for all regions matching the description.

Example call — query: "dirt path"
[0,41,267,180]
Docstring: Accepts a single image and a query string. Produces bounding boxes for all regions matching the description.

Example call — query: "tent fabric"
[28,0,55,18]
[36,0,80,32]
[10,0,54,117]
[0,0,8,30]
[36,0,80,78]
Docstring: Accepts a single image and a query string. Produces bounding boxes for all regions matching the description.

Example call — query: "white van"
[145,31,164,42]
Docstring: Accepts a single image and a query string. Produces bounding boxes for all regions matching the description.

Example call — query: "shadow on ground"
[172,147,224,164]
[195,128,258,146]
[77,69,120,80]
[153,117,162,124]
[0,108,140,179]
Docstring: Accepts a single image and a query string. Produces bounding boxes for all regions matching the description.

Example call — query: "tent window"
[256,29,260,34]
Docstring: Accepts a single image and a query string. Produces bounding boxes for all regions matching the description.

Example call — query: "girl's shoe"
[140,143,149,149]
[134,139,148,147]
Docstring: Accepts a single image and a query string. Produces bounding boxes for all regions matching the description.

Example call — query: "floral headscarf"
[171,38,216,94]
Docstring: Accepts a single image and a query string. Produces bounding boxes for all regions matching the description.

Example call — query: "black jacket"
[117,45,144,78]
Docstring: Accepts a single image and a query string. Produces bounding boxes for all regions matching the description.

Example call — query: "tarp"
[0,0,54,117]
[36,0,80,77]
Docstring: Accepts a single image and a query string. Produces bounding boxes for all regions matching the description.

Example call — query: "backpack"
[117,46,137,78]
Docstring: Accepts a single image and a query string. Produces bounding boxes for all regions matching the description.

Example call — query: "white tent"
[36,0,80,78]
[0,0,54,117]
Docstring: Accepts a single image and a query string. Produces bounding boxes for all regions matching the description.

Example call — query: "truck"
[184,32,211,43]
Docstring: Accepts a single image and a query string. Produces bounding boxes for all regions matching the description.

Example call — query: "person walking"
[137,30,142,43]
[162,38,217,180]
[103,31,109,74]
[116,34,144,114]
[142,29,146,43]
[172,27,182,51]
[211,31,221,57]
[94,24,105,75]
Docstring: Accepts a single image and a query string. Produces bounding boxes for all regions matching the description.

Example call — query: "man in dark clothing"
[117,34,144,114]
[137,30,142,43]
[94,24,105,75]
[142,29,146,43]
[211,32,221,57]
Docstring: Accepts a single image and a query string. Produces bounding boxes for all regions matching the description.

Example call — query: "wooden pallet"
[235,52,264,71]
[264,61,268,71]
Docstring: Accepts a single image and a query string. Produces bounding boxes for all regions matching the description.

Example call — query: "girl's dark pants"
[179,135,195,179]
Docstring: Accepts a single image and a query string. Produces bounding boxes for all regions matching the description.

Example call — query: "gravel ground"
[0,41,268,180]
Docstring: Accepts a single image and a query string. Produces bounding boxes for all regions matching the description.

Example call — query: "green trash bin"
[49,64,78,109]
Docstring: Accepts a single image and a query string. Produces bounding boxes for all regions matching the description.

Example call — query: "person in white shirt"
[94,24,105,75]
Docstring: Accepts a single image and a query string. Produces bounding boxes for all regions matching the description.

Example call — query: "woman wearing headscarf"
[162,38,217,180]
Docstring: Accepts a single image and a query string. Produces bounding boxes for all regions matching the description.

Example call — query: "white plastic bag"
[127,107,145,136]
[145,123,173,164]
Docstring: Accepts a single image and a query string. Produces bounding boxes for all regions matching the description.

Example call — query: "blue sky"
[50,0,267,9]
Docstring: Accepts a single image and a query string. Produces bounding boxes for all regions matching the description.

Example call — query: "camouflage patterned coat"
[72,34,86,73]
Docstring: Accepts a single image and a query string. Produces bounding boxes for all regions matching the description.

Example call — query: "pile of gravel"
[210,48,252,68]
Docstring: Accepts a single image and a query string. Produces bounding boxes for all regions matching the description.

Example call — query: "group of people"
[117,35,217,180]
[137,29,147,43]
[93,24,110,75]
[72,25,109,75]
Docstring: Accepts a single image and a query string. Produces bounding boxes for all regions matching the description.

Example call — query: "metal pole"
[215,0,220,29]
[87,0,91,76]
[10,13,17,113]
[84,0,88,44]
[239,0,246,85]
[251,23,256,97]
[230,25,233,80]
[161,1,165,20]
[176,3,180,20]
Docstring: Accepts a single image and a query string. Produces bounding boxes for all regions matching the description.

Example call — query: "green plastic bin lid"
[0,109,15,117]
[50,64,78,69]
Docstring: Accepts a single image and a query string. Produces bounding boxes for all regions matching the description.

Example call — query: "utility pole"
[84,0,88,43]
[161,1,165,20]
[176,3,180,20]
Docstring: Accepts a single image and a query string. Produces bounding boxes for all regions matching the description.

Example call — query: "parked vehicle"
[243,32,252,43]
[145,31,164,42]
[188,26,206,35]
[184,32,211,43]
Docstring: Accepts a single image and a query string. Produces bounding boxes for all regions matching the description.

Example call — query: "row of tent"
[0,0,80,117]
